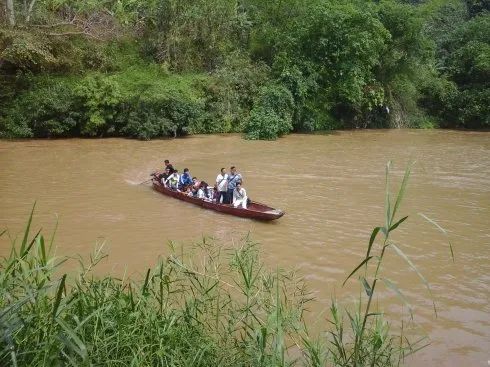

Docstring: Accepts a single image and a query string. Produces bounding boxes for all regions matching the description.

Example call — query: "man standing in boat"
[164,159,175,173]
[227,166,242,204]
[233,182,248,208]
[216,167,228,204]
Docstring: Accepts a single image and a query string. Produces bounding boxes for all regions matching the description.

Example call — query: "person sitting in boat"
[179,168,193,189]
[159,168,171,185]
[192,177,201,190]
[185,186,193,197]
[196,183,206,199]
[201,182,214,202]
[165,169,180,190]
[212,185,219,203]
[233,182,248,209]
[164,159,175,173]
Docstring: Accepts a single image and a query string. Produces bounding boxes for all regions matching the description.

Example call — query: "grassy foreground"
[0,164,450,366]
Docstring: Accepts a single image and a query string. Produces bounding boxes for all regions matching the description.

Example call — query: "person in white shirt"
[233,182,248,209]
[165,170,180,190]
[215,167,228,204]
[200,182,213,201]
[196,186,205,199]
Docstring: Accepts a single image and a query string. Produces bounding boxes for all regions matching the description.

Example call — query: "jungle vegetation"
[0,0,488,140]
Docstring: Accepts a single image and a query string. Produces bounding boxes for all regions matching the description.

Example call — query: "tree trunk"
[6,0,16,26]
[25,0,36,22]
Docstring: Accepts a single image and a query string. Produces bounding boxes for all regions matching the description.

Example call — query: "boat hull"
[152,180,284,220]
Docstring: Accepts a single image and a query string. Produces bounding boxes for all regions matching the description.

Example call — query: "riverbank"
[1,1,488,140]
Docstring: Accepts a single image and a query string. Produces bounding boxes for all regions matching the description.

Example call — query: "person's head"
[230,166,236,174]
[165,168,170,173]
[164,159,170,165]
[184,168,189,173]
[236,182,241,190]
[201,181,208,188]
[173,169,178,174]
[192,177,197,182]
[221,167,226,174]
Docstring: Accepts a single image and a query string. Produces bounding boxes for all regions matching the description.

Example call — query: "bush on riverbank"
[0,68,209,139]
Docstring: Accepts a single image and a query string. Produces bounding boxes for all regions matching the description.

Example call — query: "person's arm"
[165,175,170,184]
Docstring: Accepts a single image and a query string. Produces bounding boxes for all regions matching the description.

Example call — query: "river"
[0,130,489,366]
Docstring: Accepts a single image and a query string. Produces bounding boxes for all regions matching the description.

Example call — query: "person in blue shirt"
[226,166,242,204]
[179,168,193,189]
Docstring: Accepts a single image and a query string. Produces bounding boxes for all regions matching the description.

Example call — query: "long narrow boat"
[152,179,284,221]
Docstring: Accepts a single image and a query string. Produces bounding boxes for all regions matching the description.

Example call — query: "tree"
[5,0,15,26]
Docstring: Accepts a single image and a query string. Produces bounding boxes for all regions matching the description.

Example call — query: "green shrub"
[202,53,269,133]
[454,87,490,128]
[119,101,170,140]
[0,79,78,138]
[119,93,205,140]
[0,28,57,72]
[245,84,295,140]
[74,74,123,136]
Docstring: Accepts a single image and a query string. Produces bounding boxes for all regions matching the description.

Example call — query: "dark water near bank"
[1,130,489,366]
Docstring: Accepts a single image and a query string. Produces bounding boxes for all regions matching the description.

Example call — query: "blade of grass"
[385,161,392,230]
[381,278,413,318]
[389,216,408,232]
[20,202,36,255]
[389,243,437,316]
[391,162,413,223]
[52,274,67,319]
[418,213,454,262]
[360,276,372,297]
[343,256,373,286]
[366,227,381,259]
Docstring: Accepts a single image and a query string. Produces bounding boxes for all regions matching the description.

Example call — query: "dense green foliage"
[0,0,488,139]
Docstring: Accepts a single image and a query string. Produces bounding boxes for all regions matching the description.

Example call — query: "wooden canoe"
[152,179,284,221]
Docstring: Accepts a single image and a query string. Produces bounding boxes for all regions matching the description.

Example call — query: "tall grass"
[0,164,451,366]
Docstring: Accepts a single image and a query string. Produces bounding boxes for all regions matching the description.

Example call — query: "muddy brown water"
[1,130,489,366]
